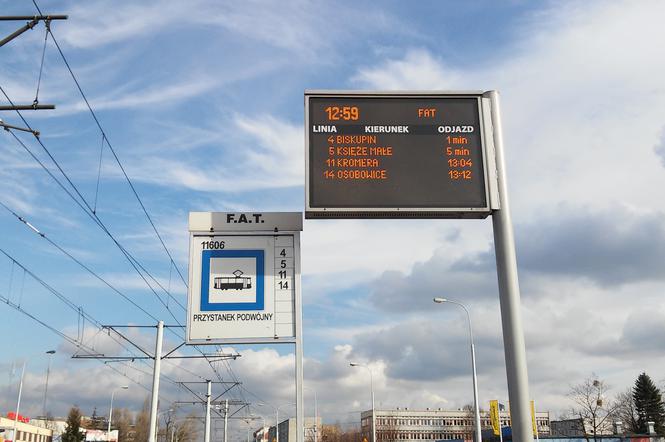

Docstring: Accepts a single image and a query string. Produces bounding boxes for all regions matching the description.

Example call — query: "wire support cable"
[30,0,188,290]
[0,85,186,317]
[33,19,49,106]
[12,1,242,391]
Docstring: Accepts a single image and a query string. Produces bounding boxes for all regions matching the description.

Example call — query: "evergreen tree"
[62,407,85,442]
[632,372,665,434]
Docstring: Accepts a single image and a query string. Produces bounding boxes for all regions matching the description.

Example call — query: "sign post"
[305,90,533,442]
[486,90,533,442]
[187,212,304,442]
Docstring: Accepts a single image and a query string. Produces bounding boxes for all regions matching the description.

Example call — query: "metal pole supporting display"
[294,233,305,442]
[148,321,164,442]
[224,399,229,442]
[486,90,533,442]
[204,380,212,442]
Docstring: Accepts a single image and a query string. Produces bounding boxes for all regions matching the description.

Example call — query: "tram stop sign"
[305,91,498,219]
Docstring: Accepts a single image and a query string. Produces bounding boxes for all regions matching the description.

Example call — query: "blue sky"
[3,0,665,438]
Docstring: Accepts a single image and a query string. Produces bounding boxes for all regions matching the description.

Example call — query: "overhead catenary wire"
[0,206,226,393]
[1,145,236,408]
[0,128,231,389]
[0,260,157,394]
[7,1,250,400]
[0,281,172,402]
[0,221,208,387]
[0,85,185,318]
[0,27,191,332]
[1,88,234,396]
[31,0,188,291]
[0,114,185,324]
[0,200,160,322]
[0,251,198,405]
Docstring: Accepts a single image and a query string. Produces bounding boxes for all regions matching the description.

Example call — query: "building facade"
[550,417,615,438]
[360,408,551,442]
[254,417,320,442]
[0,417,54,442]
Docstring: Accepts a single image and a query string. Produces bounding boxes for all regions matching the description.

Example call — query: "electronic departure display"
[305,91,494,219]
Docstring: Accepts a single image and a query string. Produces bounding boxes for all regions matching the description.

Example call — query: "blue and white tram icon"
[213,269,252,290]
[200,249,264,311]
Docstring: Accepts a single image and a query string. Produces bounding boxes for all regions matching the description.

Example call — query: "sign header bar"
[189,212,303,233]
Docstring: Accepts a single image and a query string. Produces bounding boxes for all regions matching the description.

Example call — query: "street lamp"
[350,362,376,442]
[42,350,55,419]
[12,351,54,440]
[42,350,56,418]
[275,403,295,442]
[251,413,267,441]
[242,415,262,442]
[258,403,294,442]
[304,387,318,442]
[11,360,27,442]
[433,297,482,442]
[108,386,129,434]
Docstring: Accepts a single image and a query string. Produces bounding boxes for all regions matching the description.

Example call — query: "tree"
[83,407,107,431]
[172,413,200,442]
[320,423,342,442]
[133,399,151,442]
[62,407,85,442]
[633,373,665,435]
[111,408,133,442]
[614,388,638,433]
[568,375,620,442]
[158,409,199,442]
[319,424,361,442]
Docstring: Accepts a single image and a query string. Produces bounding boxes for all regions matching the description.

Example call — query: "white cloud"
[351,1,665,220]
[334,0,665,418]
[54,1,195,49]
[5,0,665,432]
[119,114,303,192]
[353,49,461,90]
[61,75,220,112]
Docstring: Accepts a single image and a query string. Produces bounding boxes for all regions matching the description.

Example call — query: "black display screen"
[306,94,491,218]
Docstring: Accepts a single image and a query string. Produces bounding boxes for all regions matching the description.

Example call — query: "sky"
[2,0,665,439]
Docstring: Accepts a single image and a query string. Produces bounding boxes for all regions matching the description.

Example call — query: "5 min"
[445,135,470,156]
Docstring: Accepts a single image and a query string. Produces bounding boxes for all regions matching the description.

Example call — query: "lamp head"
[433,297,447,304]
[46,350,56,354]
[349,362,360,367]
[120,386,129,390]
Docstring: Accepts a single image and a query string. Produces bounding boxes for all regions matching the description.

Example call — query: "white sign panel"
[186,212,301,344]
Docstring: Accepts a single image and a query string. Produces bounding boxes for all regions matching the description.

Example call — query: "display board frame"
[186,212,302,345]
[305,90,499,219]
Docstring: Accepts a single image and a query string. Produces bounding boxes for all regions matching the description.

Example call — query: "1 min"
[447,135,468,145]
[446,135,470,156]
